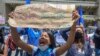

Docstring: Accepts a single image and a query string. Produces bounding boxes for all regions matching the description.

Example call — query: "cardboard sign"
[8,3,75,29]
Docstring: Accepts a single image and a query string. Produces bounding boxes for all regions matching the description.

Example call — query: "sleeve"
[32,46,38,54]
[53,48,57,56]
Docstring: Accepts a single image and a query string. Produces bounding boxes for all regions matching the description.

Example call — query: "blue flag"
[25,28,41,46]
[77,6,84,26]
[26,0,30,4]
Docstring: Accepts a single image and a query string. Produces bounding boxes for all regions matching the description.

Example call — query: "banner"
[8,3,75,29]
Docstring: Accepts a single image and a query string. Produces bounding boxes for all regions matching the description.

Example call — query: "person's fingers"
[72,10,77,19]
[8,18,17,27]
[72,10,80,20]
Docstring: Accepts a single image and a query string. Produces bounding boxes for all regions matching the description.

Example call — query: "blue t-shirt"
[32,46,56,56]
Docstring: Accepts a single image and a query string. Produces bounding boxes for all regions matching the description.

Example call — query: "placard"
[8,3,75,28]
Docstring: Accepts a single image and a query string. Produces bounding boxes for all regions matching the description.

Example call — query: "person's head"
[74,28,84,44]
[0,29,2,36]
[95,27,100,35]
[0,28,4,36]
[39,30,56,49]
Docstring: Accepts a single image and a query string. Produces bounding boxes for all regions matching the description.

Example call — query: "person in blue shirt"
[9,10,80,56]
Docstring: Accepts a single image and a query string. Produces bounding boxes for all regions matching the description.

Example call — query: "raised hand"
[72,10,80,22]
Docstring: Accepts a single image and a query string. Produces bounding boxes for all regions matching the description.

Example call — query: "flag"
[77,6,84,26]
[25,28,41,46]
[26,0,30,4]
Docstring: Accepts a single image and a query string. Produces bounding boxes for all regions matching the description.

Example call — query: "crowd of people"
[0,10,100,56]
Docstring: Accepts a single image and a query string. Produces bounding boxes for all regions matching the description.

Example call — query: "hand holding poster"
[8,3,75,29]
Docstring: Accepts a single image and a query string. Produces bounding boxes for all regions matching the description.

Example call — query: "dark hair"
[74,31,84,44]
[0,28,4,44]
[95,28,100,35]
[43,30,56,49]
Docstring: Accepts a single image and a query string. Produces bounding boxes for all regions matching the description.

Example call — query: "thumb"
[8,18,17,27]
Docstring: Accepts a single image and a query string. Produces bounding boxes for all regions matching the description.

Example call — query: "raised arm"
[10,27,33,53]
[56,10,79,56]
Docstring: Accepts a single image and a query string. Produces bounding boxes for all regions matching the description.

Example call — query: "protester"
[93,27,100,56]
[15,46,23,56]
[7,34,17,56]
[0,27,9,56]
[9,10,79,56]
[66,27,93,56]
[0,28,5,56]
[15,29,25,56]
[0,28,4,54]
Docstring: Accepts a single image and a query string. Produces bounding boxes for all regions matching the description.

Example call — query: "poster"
[9,3,75,29]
